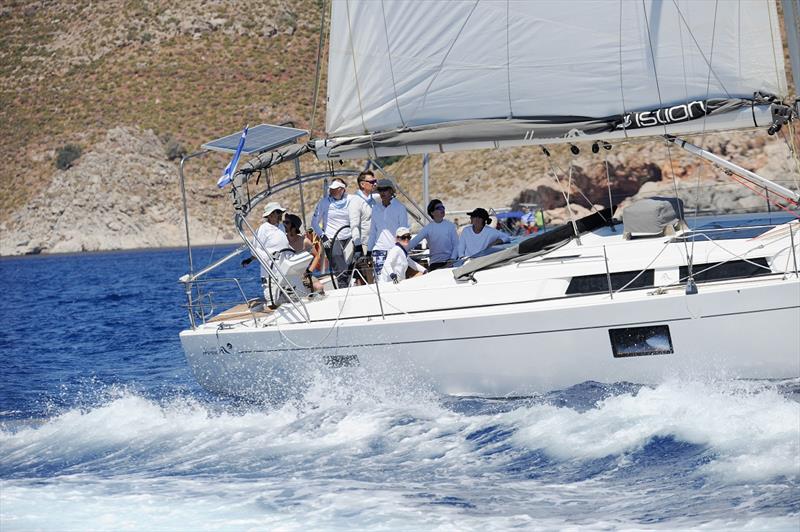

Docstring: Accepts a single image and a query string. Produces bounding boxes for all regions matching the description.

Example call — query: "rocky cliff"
[0,127,240,255]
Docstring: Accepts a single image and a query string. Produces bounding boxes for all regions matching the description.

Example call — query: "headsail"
[318,0,788,159]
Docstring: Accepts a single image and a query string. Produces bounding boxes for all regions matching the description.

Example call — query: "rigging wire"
[780,121,800,191]
[546,152,608,221]
[541,149,587,239]
[690,0,719,267]
[344,0,369,134]
[505,0,513,118]
[641,0,694,284]
[617,0,628,141]
[669,0,730,98]
[309,0,328,137]
[416,0,479,112]
[726,173,800,218]
[379,0,407,128]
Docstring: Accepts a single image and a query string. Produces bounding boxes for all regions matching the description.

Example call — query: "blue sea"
[1,247,798,531]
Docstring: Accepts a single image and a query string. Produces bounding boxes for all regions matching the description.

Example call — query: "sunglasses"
[434,205,445,211]
[399,235,412,240]
[377,187,392,192]
[364,180,378,184]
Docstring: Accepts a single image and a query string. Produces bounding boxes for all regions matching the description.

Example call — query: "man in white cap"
[311,177,353,287]
[379,226,426,283]
[368,178,409,276]
[242,201,290,301]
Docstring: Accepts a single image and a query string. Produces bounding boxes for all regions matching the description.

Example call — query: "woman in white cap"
[379,226,426,283]
[311,177,353,287]
[241,202,291,300]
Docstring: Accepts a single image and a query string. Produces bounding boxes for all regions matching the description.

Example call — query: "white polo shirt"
[457,226,509,258]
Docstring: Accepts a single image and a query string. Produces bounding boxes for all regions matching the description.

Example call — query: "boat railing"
[182,276,260,327]
[619,221,800,297]
[236,213,312,323]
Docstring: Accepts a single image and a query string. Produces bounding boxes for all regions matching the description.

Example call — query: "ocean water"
[1,247,798,531]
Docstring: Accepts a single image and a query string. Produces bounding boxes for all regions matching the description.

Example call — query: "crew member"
[241,202,291,301]
[311,177,353,287]
[367,178,408,275]
[379,227,426,283]
[349,170,378,259]
[457,207,511,259]
[408,199,458,270]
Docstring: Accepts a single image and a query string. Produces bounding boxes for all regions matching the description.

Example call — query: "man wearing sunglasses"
[348,170,378,261]
[409,199,459,270]
[367,178,409,276]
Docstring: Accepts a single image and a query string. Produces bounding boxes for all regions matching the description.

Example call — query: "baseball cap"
[376,178,395,190]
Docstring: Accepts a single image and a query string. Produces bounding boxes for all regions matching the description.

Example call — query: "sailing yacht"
[178,0,800,399]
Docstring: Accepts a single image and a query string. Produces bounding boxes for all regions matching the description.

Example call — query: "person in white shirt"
[311,178,353,287]
[367,178,409,275]
[457,207,511,259]
[240,202,291,303]
[348,170,378,259]
[409,199,458,271]
[379,227,427,283]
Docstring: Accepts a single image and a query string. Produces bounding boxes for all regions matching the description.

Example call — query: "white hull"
[181,275,800,399]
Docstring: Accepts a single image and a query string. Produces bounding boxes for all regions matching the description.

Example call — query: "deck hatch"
[566,270,655,295]
[609,325,673,358]
[679,258,771,283]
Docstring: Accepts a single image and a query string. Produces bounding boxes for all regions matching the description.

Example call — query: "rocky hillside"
[1,0,798,256]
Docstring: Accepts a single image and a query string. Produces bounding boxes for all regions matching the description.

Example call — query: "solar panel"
[202,124,308,155]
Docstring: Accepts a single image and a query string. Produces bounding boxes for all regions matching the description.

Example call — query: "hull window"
[679,258,770,283]
[609,325,673,358]
[567,270,654,295]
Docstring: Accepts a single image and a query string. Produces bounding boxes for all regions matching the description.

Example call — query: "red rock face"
[512,161,663,211]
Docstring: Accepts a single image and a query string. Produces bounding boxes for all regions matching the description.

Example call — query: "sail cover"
[320,0,788,159]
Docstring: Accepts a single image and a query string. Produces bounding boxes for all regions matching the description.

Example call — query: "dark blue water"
[1,248,798,530]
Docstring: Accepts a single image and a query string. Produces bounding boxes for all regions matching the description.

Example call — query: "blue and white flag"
[217,124,249,188]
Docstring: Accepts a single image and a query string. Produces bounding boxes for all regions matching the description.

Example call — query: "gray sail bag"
[622,197,686,238]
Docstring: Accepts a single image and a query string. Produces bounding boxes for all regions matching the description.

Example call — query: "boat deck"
[208,300,274,322]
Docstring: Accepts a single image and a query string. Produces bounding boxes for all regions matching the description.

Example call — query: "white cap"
[262,201,286,218]
[328,180,346,190]
[395,226,411,237]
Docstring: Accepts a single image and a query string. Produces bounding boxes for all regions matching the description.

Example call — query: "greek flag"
[217,125,249,188]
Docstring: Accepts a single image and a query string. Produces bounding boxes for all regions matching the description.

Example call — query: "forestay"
[318,0,788,159]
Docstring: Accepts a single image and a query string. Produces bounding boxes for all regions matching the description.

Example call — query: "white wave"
[1,377,797,530]
[509,378,800,482]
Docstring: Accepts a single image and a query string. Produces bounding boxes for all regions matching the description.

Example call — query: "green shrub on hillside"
[164,136,187,161]
[55,144,82,170]
[375,155,404,168]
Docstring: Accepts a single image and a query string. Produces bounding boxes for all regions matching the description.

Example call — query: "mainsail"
[316,0,789,160]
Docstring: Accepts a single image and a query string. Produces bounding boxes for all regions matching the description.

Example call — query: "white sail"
[320,0,788,158]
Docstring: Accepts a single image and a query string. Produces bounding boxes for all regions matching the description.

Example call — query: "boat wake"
[1,376,798,530]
